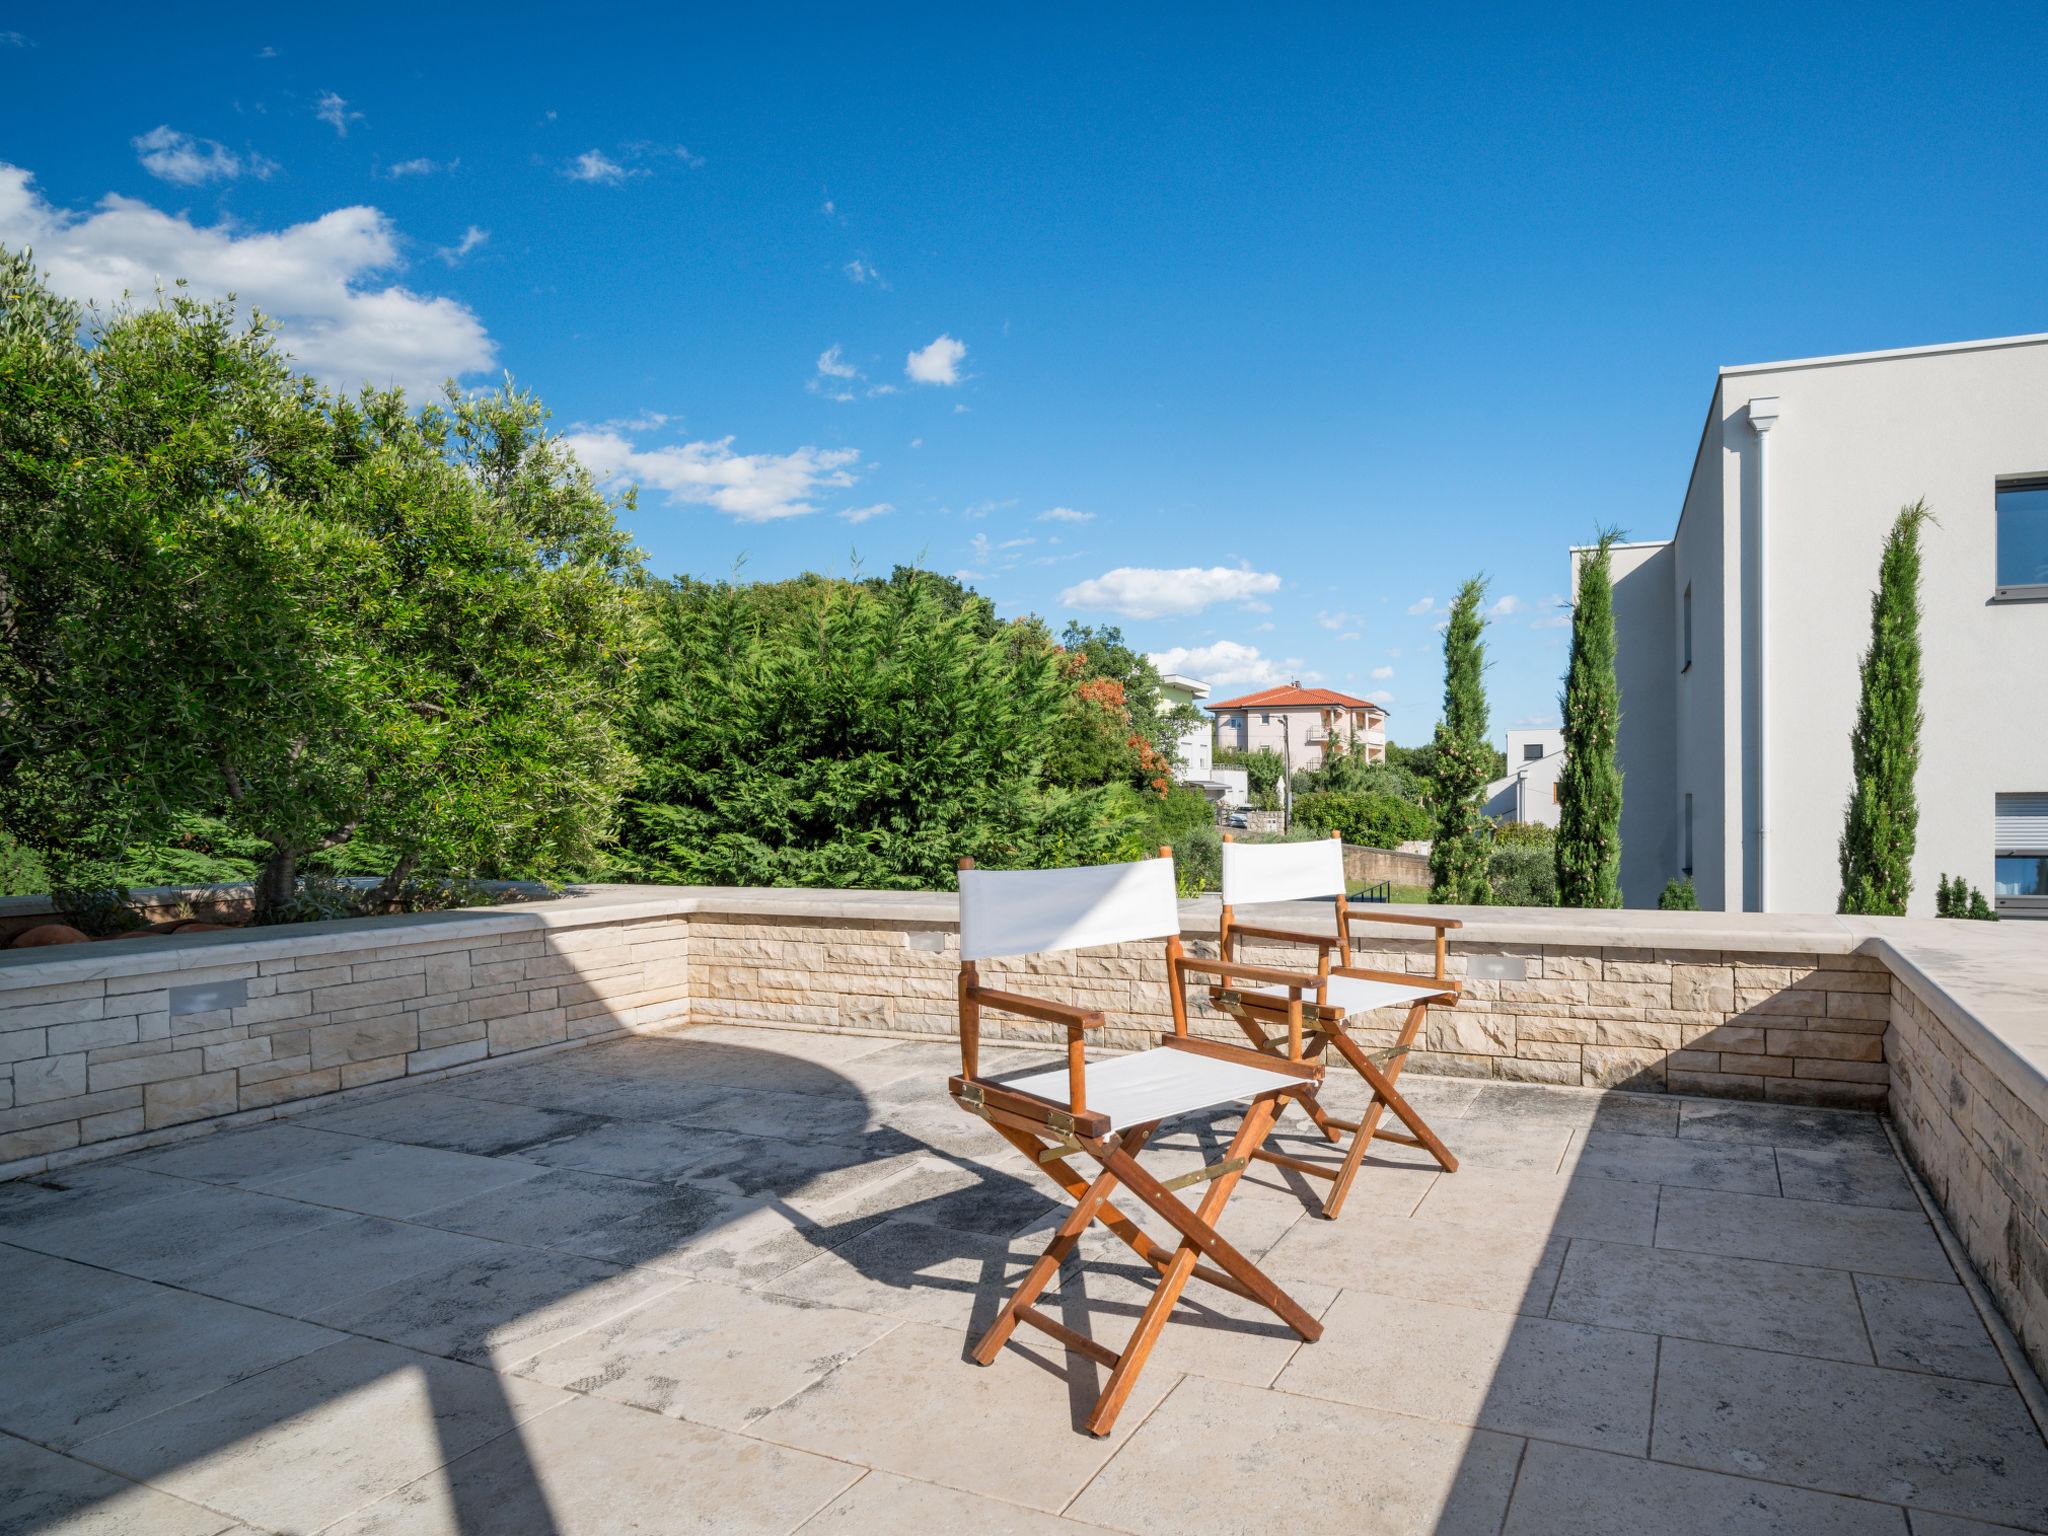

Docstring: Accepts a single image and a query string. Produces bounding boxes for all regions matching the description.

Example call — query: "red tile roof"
[1206,686,1387,714]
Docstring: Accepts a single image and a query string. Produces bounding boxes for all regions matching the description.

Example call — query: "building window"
[1683,792,1694,876]
[1260,712,1270,724]
[1681,583,1693,672]
[1996,479,2048,598]
[1995,792,2048,911]
[1523,742,1544,762]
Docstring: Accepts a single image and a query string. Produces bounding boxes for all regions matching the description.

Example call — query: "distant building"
[1208,686,1388,773]
[1484,727,1564,828]
[1155,673,1213,779]
[1586,332,2048,914]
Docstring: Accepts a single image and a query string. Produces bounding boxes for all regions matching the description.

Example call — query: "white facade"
[1156,673,1213,779]
[1209,689,1388,772]
[1595,333,2048,914]
[1484,727,1565,828]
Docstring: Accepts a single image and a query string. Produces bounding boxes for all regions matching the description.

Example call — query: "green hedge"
[1291,791,1431,849]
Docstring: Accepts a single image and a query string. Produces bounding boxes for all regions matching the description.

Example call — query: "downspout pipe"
[1747,396,1781,912]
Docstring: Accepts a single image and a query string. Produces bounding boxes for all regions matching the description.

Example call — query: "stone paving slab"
[1068,1373,1524,1534]
[517,1279,901,1430]
[0,1024,2041,1535]
[326,1392,860,1535]
[74,1337,569,1533]
[1274,1289,1656,1455]
[1550,1238,1875,1362]
[0,1289,340,1450]
[750,1319,1176,1512]
[1653,1337,2048,1529]
[1654,1186,1956,1281]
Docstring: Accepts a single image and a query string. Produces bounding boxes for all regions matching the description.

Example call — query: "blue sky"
[6,4,2046,744]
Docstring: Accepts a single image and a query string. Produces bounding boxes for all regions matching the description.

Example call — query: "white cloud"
[1316,610,1357,631]
[1061,565,1282,620]
[1405,595,1434,616]
[1039,506,1094,523]
[1338,631,1360,642]
[1,31,31,46]
[1367,690,1395,707]
[1370,664,1394,680]
[815,344,857,378]
[386,157,445,178]
[565,149,630,184]
[436,225,488,265]
[1486,594,1524,618]
[844,258,886,287]
[1514,714,1560,727]
[906,333,966,385]
[315,91,361,137]
[839,502,892,525]
[0,162,493,398]
[821,198,835,216]
[808,345,861,400]
[1531,593,1573,629]
[562,424,860,522]
[1146,640,1310,691]
[132,127,274,186]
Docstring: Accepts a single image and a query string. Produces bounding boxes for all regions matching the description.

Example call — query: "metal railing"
[1353,880,1392,904]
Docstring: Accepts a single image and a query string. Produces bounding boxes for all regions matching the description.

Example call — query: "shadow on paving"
[0,1030,1071,1536]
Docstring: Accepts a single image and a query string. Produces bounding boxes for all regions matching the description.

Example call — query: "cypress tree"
[1557,530,1624,907]
[1426,575,1493,904]
[1838,502,1931,915]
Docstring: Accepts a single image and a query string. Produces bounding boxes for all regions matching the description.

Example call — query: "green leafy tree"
[1557,531,1625,907]
[620,572,1126,889]
[0,251,644,918]
[1426,576,1493,903]
[1837,503,1932,916]
[1216,747,1286,810]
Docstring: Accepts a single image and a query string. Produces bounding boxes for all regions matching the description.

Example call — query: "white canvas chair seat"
[1236,973,1447,1018]
[1001,1047,1310,1131]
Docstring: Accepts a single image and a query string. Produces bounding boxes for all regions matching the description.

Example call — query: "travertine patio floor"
[3,1023,2046,1534]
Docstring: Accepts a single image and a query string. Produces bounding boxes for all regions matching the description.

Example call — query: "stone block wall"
[1888,978,2048,1379]
[688,913,1888,1109]
[0,913,689,1178]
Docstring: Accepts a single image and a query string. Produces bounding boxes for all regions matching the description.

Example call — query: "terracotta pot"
[12,923,90,947]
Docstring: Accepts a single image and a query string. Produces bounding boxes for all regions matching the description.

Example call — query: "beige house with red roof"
[1207,686,1387,771]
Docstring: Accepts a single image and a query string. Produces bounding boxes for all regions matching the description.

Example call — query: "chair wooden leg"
[1086,1094,1319,1435]
[1321,1002,1456,1219]
[1227,1009,1343,1145]
[972,1157,1125,1366]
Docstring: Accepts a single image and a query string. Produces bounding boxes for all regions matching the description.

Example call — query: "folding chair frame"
[948,849,1327,1436]
[1210,831,1465,1219]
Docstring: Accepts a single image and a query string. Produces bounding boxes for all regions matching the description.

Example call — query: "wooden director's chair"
[1208,832,1464,1219]
[948,847,1329,1436]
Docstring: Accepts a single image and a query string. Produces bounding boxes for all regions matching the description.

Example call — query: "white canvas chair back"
[958,858,1180,961]
[1220,837,1345,906]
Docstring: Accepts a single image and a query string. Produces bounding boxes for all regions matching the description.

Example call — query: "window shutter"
[1995,793,2048,853]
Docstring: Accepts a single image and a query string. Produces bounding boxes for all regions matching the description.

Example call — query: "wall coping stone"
[5,884,2042,1118]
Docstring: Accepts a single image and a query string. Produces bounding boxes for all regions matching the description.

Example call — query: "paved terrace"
[4,1022,2047,1534]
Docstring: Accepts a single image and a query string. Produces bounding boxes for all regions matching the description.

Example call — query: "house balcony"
[2,892,2045,1532]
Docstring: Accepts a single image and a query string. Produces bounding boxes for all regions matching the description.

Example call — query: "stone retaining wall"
[0,912,689,1176]
[689,912,1888,1109]
[1888,976,2048,1378]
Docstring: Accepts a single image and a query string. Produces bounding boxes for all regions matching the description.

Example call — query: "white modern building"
[1208,686,1388,773]
[1155,672,1213,779]
[1484,727,1565,828]
[1592,332,2048,915]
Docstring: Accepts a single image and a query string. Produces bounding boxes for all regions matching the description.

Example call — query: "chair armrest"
[1332,965,1462,1000]
[1225,922,1340,950]
[967,987,1105,1030]
[1347,911,1463,931]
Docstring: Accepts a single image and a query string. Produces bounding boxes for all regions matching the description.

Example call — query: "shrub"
[1488,841,1557,907]
[1936,873,1998,920]
[1293,791,1431,849]
[1658,877,1700,911]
